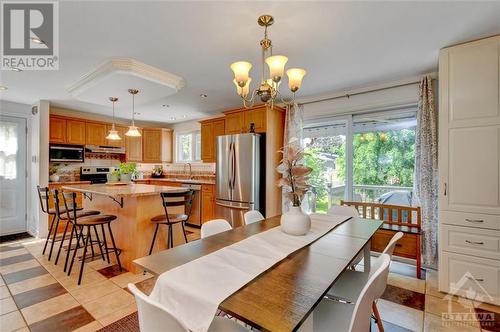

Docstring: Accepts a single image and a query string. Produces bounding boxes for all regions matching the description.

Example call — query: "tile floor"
[0,227,499,332]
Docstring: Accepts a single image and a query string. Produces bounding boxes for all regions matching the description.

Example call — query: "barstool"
[37,186,84,261]
[148,189,195,254]
[50,189,100,269]
[61,191,122,285]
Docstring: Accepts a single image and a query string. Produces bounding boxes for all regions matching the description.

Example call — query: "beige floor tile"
[377,299,424,331]
[82,289,134,320]
[58,270,107,291]
[425,295,480,329]
[8,274,57,295]
[0,297,18,315]
[424,312,480,332]
[0,277,5,286]
[109,272,153,288]
[98,302,137,326]
[0,285,11,299]
[70,280,122,304]
[388,272,426,294]
[13,327,30,332]
[72,320,103,332]
[0,249,29,259]
[0,310,27,332]
[425,269,453,299]
[21,293,79,325]
[472,300,500,314]
[0,260,40,275]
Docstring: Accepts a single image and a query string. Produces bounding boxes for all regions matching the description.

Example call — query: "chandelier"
[230,15,307,108]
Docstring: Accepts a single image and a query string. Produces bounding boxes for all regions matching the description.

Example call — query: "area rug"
[97,312,139,332]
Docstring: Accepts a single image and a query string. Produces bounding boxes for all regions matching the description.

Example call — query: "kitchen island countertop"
[62,183,188,198]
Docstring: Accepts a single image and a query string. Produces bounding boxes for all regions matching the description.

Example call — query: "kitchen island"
[62,183,188,272]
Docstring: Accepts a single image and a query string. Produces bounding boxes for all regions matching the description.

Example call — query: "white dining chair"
[128,284,248,332]
[201,219,232,239]
[327,205,359,221]
[325,231,404,331]
[313,254,391,332]
[243,210,264,225]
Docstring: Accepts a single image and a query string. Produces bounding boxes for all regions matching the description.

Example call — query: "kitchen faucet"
[183,162,193,179]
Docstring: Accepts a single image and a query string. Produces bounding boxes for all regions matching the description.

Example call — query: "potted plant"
[49,164,60,182]
[107,169,120,183]
[118,162,137,183]
[276,143,313,235]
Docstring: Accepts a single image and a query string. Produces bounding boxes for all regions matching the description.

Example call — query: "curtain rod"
[299,80,422,106]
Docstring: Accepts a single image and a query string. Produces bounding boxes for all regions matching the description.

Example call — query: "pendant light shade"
[230,61,252,87]
[106,97,121,140]
[265,55,288,82]
[286,68,307,93]
[125,89,141,137]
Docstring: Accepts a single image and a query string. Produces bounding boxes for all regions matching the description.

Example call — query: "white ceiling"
[0,1,499,124]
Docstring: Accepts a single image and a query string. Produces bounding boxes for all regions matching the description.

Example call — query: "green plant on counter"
[118,162,138,176]
[49,163,60,175]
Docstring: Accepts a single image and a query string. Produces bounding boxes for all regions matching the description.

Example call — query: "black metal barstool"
[148,189,195,254]
[50,189,100,269]
[37,186,86,261]
[62,191,122,285]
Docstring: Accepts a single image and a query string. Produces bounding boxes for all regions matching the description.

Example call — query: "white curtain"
[413,76,438,268]
[282,102,304,211]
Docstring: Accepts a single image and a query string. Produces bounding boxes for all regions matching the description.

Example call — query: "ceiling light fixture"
[30,37,45,44]
[230,14,306,108]
[200,93,208,98]
[170,117,176,121]
[125,89,141,137]
[0,86,8,90]
[106,97,121,140]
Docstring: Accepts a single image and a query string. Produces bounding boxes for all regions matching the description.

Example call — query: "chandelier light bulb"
[286,68,307,93]
[265,55,288,83]
[230,61,252,87]
[233,78,252,98]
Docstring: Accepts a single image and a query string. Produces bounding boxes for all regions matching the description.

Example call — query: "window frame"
[175,130,201,163]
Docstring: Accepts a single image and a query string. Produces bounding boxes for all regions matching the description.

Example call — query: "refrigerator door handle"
[231,140,237,190]
[215,202,250,210]
[228,141,234,190]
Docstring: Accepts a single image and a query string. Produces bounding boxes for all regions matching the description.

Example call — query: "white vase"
[49,174,60,182]
[281,206,311,236]
[120,173,132,183]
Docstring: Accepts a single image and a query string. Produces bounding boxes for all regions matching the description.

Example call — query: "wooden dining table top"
[134,216,383,332]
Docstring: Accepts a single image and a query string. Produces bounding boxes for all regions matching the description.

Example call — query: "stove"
[80,166,116,184]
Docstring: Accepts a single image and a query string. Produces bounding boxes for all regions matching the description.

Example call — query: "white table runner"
[150,214,349,332]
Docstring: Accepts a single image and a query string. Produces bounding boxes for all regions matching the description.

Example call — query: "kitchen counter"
[61,183,189,272]
[48,181,91,186]
[135,178,215,185]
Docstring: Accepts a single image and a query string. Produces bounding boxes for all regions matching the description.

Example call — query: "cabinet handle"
[465,240,484,245]
[395,244,403,247]
[466,276,484,282]
[465,219,484,223]
[444,182,447,196]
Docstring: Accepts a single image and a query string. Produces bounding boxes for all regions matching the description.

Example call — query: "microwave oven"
[49,145,84,162]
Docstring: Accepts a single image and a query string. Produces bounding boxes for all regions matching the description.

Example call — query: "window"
[303,109,417,213]
[176,131,201,162]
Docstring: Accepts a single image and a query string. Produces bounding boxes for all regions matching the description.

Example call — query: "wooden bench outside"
[340,200,422,279]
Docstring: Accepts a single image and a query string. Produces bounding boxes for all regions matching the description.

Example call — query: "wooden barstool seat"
[59,210,100,220]
[148,190,195,255]
[76,214,117,225]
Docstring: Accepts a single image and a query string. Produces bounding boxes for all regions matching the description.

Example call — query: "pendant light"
[106,97,121,140]
[125,89,141,137]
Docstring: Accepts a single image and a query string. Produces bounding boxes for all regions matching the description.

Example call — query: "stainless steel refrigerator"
[216,133,262,227]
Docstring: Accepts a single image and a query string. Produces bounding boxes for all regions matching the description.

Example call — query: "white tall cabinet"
[438,35,500,306]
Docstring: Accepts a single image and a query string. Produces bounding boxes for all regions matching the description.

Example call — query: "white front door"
[0,115,27,235]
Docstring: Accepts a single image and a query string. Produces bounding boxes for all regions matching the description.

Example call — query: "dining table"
[134,215,383,332]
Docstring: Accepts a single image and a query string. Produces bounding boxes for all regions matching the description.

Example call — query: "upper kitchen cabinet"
[66,119,86,145]
[200,117,225,163]
[105,125,127,147]
[440,36,500,128]
[224,105,272,134]
[142,128,173,163]
[49,116,67,143]
[85,122,107,146]
[243,106,267,133]
[224,112,245,134]
[125,128,143,162]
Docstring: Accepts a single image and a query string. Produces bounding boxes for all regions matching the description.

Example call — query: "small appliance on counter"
[151,165,163,178]
[80,166,117,184]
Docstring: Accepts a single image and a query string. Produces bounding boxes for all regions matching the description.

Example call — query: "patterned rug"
[98,312,139,332]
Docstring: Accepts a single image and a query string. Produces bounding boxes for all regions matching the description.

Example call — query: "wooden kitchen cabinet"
[200,118,225,163]
[224,112,245,134]
[49,116,67,143]
[126,129,143,162]
[142,128,173,163]
[66,119,86,145]
[201,184,215,223]
[244,106,267,133]
[105,125,127,147]
[85,122,107,146]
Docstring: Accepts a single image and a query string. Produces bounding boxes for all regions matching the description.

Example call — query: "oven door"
[49,145,84,162]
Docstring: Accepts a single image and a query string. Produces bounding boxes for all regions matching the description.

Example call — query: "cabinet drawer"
[440,211,500,230]
[371,230,417,259]
[439,252,500,305]
[202,184,214,193]
[441,224,500,260]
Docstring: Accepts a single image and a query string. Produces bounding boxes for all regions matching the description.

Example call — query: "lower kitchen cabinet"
[201,184,215,223]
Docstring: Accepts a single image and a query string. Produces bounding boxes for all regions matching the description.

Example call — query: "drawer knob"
[465,218,484,223]
[465,240,484,245]
[466,276,484,282]
[395,244,403,247]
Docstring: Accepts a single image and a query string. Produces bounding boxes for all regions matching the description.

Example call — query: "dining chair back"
[128,283,189,332]
[37,185,50,214]
[244,210,264,225]
[327,205,358,221]
[201,219,232,238]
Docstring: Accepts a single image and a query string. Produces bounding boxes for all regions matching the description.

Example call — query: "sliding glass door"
[303,109,416,213]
